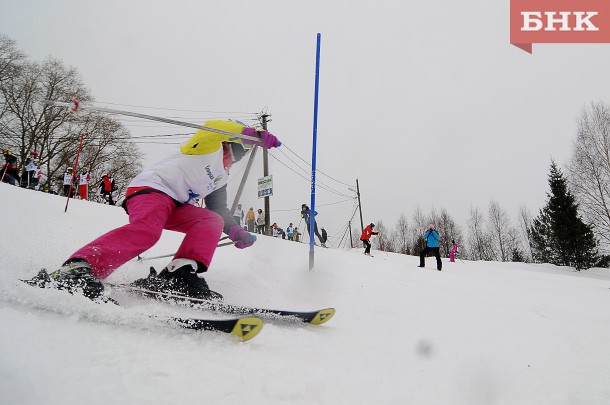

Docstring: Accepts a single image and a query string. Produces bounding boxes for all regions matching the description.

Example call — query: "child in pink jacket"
[450,240,459,262]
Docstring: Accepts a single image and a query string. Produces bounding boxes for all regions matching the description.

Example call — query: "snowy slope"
[1,183,610,405]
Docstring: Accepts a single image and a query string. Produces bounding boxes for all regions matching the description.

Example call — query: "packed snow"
[1,183,610,405]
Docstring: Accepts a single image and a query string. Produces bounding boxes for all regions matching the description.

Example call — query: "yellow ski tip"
[231,317,264,341]
[310,308,336,325]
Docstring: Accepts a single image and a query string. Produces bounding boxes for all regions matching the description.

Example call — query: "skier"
[360,223,378,256]
[232,203,244,227]
[78,171,90,200]
[418,224,442,271]
[245,207,256,233]
[301,204,325,247]
[27,120,280,300]
[449,239,459,262]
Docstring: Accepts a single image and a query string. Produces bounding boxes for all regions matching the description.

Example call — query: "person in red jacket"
[360,223,378,256]
[99,173,116,205]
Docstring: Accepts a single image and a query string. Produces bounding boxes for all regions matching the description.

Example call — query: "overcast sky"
[2,0,610,243]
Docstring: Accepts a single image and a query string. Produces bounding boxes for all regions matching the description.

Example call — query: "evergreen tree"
[530,161,598,270]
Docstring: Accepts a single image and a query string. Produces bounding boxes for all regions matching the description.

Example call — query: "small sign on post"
[258,175,273,199]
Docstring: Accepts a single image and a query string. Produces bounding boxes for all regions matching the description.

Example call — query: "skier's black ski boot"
[132,259,222,301]
[24,259,105,300]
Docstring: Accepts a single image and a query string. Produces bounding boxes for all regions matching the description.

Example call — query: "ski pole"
[64,132,85,212]
[42,99,263,144]
[137,237,232,261]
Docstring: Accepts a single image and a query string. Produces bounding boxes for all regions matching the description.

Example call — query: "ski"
[168,316,263,341]
[108,284,335,325]
[21,274,263,341]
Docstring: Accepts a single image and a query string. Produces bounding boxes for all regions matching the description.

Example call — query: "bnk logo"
[510,0,610,53]
[521,12,599,31]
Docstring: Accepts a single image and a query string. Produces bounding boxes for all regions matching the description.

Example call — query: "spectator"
[232,204,244,227]
[62,167,75,197]
[1,149,20,185]
[78,171,91,200]
[245,207,256,232]
[22,156,38,189]
[99,173,116,205]
[286,223,294,241]
[450,239,459,263]
[418,224,442,271]
[272,223,279,237]
[33,162,42,190]
[256,208,265,234]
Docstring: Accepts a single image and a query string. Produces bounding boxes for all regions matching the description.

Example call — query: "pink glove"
[228,225,257,249]
[241,127,281,149]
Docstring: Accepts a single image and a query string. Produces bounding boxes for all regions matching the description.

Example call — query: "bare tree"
[0,53,142,193]
[0,57,92,177]
[73,112,142,196]
[350,224,362,250]
[372,220,390,252]
[0,34,25,85]
[392,214,410,254]
[0,35,26,123]
[488,200,512,262]
[567,101,610,254]
[518,205,533,262]
[437,208,463,258]
[410,206,426,255]
[466,206,493,261]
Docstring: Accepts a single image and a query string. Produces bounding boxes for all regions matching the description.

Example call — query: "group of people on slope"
[61,168,117,204]
[233,205,266,234]
[2,148,121,205]
[2,150,42,189]
[233,203,325,244]
[360,223,460,269]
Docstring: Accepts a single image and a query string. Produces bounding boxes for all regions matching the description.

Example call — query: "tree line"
[351,101,610,270]
[0,34,142,195]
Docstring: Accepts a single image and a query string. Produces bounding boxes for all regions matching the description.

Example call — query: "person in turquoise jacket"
[418,224,442,271]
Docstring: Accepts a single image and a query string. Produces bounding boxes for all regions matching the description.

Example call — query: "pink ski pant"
[70,192,224,280]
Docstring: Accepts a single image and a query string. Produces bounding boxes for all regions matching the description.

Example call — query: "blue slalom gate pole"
[309,33,321,270]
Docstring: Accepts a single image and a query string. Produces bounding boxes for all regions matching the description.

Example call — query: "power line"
[280,142,355,187]
[267,150,353,198]
[92,100,260,115]
[271,198,354,212]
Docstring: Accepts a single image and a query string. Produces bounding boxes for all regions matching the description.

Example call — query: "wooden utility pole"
[262,113,271,235]
[349,221,353,249]
[356,178,364,234]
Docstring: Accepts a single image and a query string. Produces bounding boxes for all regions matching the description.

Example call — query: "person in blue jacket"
[418,224,442,271]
